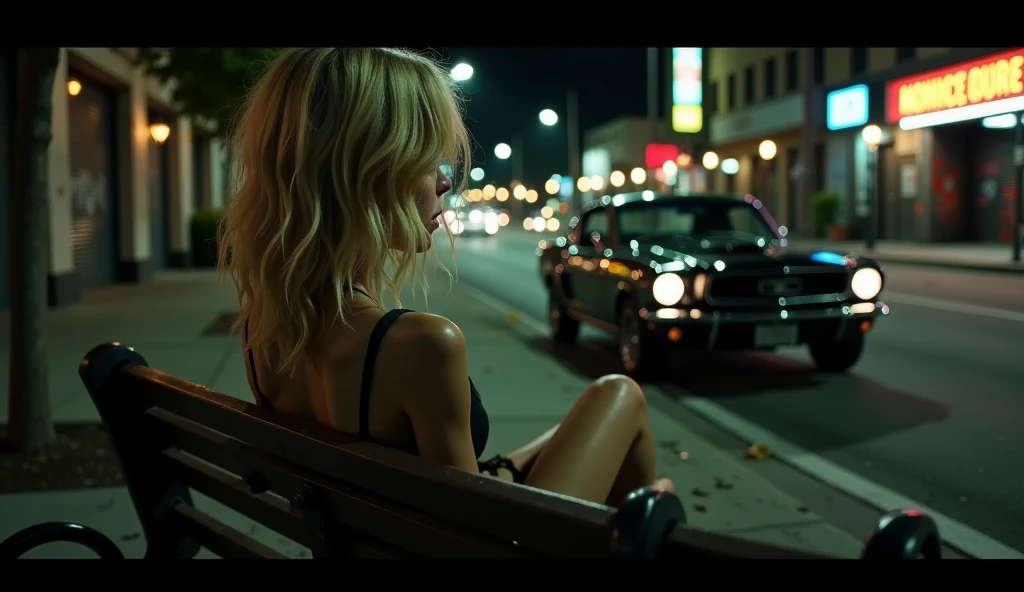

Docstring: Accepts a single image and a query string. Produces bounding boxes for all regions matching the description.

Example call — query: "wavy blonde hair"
[218,48,471,375]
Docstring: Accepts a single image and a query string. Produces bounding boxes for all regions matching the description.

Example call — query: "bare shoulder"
[378,311,470,412]
[387,311,466,358]
[380,309,468,372]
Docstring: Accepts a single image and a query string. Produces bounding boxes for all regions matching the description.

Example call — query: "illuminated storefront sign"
[886,48,1024,130]
[645,143,680,169]
[826,84,870,130]
[672,47,703,133]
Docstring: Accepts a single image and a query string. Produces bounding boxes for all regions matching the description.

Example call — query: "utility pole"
[800,48,817,236]
[567,88,581,213]
[512,131,525,221]
[647,47,659,190]
[1013,112,1023,262]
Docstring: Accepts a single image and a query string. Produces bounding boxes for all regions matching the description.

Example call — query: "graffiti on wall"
[931,155,961,229]
[70,169,108,217]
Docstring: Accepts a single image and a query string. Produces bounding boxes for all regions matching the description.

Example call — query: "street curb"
[877,257,1024,275]
[453,280,1023,559]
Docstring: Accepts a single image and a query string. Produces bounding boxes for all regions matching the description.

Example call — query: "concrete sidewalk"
[0,267,866,559]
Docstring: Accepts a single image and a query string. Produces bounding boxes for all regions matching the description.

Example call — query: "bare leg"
[523,374,666,506]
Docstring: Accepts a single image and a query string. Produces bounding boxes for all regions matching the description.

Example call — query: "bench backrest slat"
[146,408,533,558]
[115,364,615,557]
[169,504,288,559]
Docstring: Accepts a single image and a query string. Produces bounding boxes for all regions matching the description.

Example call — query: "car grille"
[706,271,848,305]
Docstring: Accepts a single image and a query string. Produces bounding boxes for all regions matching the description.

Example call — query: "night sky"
[437,48,650,191]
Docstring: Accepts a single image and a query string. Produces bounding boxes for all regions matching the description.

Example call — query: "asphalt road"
[438,229,1024,554]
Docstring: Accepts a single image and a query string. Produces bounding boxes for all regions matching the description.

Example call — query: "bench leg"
[607,485,686,559]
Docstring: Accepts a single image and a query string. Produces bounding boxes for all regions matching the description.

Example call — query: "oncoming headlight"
[652,273,685,306]
[851,267,882,300]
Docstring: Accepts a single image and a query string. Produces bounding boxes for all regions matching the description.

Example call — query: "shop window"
[851,48,868,75]
[764,57,776,98]
[744,66,755,105]
[785,49,799,92]
[896,47,915,62]
[707,81,719,115]
[727,74,736,110]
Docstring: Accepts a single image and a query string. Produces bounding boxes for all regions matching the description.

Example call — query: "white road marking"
[457,281,1024,559]
[885,292,1024,323]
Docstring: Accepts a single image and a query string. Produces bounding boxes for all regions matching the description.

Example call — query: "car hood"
[634,236,866,272]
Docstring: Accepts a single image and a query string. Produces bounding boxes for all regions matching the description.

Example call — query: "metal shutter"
[68,75,118,292]
[148,135,170,268]
[973,127,1019,243]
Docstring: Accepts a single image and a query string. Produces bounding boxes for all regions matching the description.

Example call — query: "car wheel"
[549,290,580,344]
[617,295,664,380]
[808,331,865,372]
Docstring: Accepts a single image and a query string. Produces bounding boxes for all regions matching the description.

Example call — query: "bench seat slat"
[169,504,289,559]
[122,366,610,557]
[148,409,531,559]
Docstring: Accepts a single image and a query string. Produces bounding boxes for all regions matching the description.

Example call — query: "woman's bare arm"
[395,314,481,474]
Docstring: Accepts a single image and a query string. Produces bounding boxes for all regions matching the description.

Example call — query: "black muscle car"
[538,192,889,378]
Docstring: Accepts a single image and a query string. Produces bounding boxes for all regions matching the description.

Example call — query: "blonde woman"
[219,48,672,506]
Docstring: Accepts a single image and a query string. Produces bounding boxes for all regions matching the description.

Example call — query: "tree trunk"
[8,48,59,454]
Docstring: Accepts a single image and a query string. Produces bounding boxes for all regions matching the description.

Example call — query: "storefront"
[68,69,120,293]
[885,48,1024,243]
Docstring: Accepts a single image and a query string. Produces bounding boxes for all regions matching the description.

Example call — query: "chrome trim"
[648,301,889,325]
[706,267,850,307]
[707,313,721,349]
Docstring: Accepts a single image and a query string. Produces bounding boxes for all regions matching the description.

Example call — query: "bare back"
[243,305,422,454]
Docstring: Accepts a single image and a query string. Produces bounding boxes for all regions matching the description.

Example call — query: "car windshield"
[616,200,779,244]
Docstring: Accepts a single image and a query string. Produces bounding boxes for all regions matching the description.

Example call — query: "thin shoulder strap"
[359,308,412,441]
[244,318,273,410]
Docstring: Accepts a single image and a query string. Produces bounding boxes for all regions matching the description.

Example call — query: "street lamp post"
[1013,112,1024,262]
[861,124,882,251]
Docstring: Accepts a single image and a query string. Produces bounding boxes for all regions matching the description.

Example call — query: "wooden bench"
[0,342,945,559]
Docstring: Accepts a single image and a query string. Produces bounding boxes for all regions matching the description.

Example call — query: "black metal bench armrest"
[0,522,125,560]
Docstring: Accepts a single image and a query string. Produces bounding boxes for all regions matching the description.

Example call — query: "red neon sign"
[885,48,1024,123]
[645,144,680,170]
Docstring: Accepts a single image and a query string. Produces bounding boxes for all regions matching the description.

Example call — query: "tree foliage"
[136,48,281,137]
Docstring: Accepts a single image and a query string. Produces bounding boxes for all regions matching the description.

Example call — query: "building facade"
[0,48,235,312]
[705,47,1022,242]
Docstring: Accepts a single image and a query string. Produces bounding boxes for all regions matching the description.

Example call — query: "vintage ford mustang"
[538,192,889,378]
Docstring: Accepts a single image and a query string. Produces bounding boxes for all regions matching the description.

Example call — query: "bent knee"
[586,374,646,409]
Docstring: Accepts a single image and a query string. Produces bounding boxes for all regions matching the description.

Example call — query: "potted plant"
[190,208,224,268]
[811,191,846,241]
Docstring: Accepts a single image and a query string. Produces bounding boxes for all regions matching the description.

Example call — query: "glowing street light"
[702,151,720,171]
[494,143,511,160]
[861,124,882,150]
[609,170,625,187]
[67,78,82,96]
[590,175,605,191]
[576,176,591,192]
[470,167,485,181]
[630,167,646,185]
[149,123,171,144]
[451,63,474,82]
[539,109,558,126]
[544,178,560,195]
[758,140,777,160]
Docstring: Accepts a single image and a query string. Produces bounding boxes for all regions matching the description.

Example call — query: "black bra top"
[245,297,490,460]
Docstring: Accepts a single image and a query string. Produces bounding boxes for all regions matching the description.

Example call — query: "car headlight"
[850,267,882,300]
[468,210,483,223]
[652,273,685,306]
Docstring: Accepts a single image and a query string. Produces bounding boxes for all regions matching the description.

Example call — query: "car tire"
[549,290,580,344]
[808,331,865,372]
[617,295,665,380]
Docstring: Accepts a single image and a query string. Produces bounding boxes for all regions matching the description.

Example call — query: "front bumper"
[641,300,890,349]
